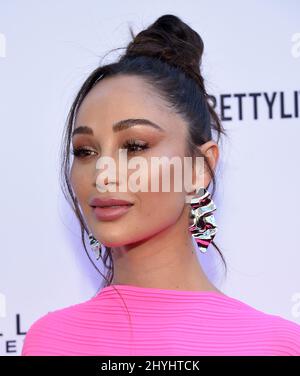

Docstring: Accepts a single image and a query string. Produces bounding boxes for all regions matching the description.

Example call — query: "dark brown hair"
[60,14,228,297]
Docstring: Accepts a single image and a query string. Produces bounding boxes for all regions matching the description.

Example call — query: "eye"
[122,139,149,154]
[71,147,97,159]
[71,139,149,159]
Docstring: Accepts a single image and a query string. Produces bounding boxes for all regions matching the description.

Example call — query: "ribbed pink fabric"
[21,284,300,356]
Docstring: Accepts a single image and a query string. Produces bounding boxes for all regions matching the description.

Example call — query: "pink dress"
[21,284,300,356]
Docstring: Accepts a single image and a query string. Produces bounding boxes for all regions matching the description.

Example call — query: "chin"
[97,234,132,248]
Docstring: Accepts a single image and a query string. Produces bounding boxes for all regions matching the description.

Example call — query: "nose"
[95,176,117,191]
[92,147,129,193]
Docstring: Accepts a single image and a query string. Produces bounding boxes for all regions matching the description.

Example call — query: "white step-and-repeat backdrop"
[0,0,299,355]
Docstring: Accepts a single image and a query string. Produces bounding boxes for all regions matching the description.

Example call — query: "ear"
[191,141,219,192]
[199,140,219,170]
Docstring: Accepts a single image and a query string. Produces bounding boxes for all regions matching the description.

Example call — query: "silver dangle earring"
[188,187,218,253]
[88,233,102,260]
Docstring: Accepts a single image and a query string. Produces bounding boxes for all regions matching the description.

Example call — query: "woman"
[21,14,300,356]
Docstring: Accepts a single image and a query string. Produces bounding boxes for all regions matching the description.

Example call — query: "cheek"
[125,190,184,246]
[131,151,187,233]
[138,191,183,226]
[70,163,91,203]
[144,144,187,195]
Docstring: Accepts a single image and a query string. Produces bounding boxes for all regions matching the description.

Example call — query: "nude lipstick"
[90,197,134,221]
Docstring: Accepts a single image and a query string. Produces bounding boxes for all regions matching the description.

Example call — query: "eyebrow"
[72,118,165,137]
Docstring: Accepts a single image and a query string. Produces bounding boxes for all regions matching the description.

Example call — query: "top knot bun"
[123,14,205,91]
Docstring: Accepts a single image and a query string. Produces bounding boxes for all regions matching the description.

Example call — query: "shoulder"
[219,294,300,355]
[21,310,58,355]
[267,313,300,355]
[21,298,95,356]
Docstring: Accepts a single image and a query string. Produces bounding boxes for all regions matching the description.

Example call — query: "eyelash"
[71,139,149,158]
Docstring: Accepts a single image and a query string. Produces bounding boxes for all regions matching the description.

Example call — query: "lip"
[90,197,133,207]
[89,197,134,221]
[92,205,133,221]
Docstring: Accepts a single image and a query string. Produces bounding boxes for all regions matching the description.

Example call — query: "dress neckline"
[100,283,227,298]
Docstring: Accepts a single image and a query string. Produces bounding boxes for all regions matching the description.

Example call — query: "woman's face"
[70,74,212,249]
